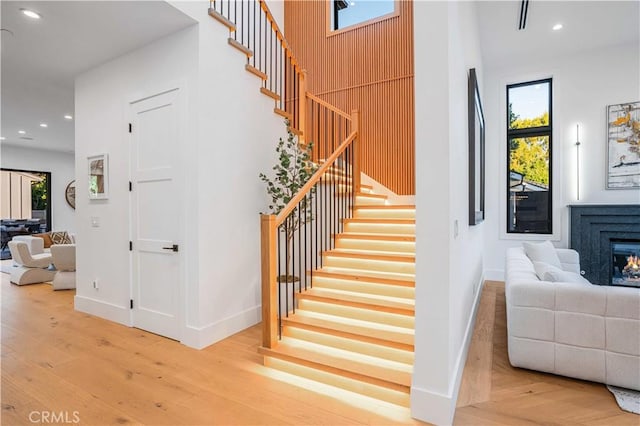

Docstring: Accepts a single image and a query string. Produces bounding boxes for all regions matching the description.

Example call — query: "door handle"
[162,244,179,252]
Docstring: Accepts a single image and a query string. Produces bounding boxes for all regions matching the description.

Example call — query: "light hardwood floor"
[455,281,637,425]
[1,274,635,425]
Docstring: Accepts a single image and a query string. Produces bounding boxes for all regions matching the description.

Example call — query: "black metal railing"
[209,0,303,131]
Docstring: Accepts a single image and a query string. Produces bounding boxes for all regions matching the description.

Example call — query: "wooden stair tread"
[354,205,415,210]
[345,218,415,224]
[260,87,280,101]
[298,298,414,328]
[299,287,414,314]
[259,346,411,402]
[285,310,414,346]
[227,38,252,57]
[274,108,292,119]
[281,318,414,352]
[355,192,387,199]
[208,8,236,32]
[245,64,267,80]
[323,249,415,262]
[334,232,416,242]
[262,338,412,386]
[310,268,415,286]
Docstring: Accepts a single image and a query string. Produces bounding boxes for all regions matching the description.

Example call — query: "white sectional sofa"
[506,246,640,391]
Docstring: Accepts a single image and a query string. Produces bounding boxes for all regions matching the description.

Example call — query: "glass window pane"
[508,136,551,234]
[508,82,550,129]
[509,136,549,189]
[333,0,395,30]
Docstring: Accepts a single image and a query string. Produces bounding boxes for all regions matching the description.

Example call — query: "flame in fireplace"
[623,255,640,276]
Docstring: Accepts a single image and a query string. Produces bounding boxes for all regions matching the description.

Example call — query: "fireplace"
[611,239,640,287]
[569,204,640,286]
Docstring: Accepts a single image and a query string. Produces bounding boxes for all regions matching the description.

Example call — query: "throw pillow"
[33,232,53,248]
[523,241,562,269]
[50,231,72,245]
[532,261,562,281]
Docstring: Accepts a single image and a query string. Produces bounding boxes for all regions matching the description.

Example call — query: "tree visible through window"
[507,79,552,234]
[331,0,395,31]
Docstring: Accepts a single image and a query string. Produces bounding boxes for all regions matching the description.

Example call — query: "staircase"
[259,186,415,407]
[207,0,415,408]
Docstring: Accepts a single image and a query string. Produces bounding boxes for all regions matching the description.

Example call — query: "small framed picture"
[606,102,640,189]
[88,154,109,199]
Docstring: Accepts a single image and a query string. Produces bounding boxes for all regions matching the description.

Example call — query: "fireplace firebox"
[611,239,640,287]
[569,205,640,286]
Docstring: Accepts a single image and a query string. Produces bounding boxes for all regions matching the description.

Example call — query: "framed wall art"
[607,101,640,189]
[88,154,109,199]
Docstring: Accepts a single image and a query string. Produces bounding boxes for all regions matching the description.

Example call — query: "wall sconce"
[575,124,581,200]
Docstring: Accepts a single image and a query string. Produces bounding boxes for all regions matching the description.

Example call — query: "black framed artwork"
[468,68,485,226]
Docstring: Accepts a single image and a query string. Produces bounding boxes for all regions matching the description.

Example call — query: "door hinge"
[129,241,133,251]
[130,299,134,309]
[129,181,132,191]
[128,123,132,133]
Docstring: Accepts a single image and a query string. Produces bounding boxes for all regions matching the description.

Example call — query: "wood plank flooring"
[1,273,635,425]
[455,281,637,425]
[0,273,418,425]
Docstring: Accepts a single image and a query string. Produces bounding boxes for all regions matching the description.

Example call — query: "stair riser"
[344,223,414,234]
[299,299,414,329]
[335,239,415,254]
[312,277,415,299]
[354,209,415,219]
[323,256,415,274]
[263,357,410,407]
[355,196,386,206]
[283,327,415,365]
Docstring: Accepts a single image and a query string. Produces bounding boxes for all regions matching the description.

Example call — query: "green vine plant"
[260,121,318,283]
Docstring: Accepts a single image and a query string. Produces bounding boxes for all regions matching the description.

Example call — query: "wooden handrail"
[275,131,357,226]
[306,93,353,121]
[258,0,300,70]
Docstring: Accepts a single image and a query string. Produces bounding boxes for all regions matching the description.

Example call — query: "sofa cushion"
[523,241,562,269]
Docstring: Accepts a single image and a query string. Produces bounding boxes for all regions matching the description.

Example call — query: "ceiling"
[1,1,196,153]
[477,1,639,69]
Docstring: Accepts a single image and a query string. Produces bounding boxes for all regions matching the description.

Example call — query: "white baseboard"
[485,268,505,281]
[410,275,485,425]
[181,305,261,349]
[74,295,131,326]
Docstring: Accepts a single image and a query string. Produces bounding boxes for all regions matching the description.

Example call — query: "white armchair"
[7,241,55,285]
[50,244,76,290]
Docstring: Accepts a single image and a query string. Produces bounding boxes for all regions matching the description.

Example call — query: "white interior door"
[130,88,183,340]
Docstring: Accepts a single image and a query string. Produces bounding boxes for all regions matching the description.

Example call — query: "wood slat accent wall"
[284,0,415,195]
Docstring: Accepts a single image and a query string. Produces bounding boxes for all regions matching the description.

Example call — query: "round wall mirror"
[65,180,76,209]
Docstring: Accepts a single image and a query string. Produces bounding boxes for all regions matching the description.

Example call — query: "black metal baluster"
[298,201,301,297]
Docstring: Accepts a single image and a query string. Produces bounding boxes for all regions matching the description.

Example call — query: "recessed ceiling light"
[64,115,73,120]
[552,23,563,31]
[18,130,26,134]
[39,123,48,128]
[20,8,42,19]
[0,137,5,141]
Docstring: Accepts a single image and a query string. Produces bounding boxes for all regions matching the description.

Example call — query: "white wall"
[0,145,75,232]
[412,2,484,425]
[169,1,284,348]
[76,2,286,349]
[75,25,199,326]
[483,42,640,280]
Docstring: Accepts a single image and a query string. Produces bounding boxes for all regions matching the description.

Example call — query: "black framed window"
[331,0,395,31]
[506,78,552,234]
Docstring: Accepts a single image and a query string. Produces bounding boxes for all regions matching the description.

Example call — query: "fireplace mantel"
[569,204,640,285]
